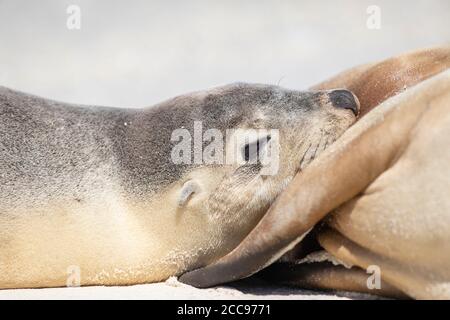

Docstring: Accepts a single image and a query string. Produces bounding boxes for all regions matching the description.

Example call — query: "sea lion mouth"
[293,90,360,172]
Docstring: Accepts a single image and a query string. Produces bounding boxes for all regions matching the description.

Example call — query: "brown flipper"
[317,227,450,300]
[258,261,407,299]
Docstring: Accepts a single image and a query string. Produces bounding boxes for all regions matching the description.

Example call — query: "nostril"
[328,89,360,116]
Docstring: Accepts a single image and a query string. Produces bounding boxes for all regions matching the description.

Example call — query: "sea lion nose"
[328,89,360,116]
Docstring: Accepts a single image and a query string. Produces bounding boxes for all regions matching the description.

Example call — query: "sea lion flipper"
[257,259,407,299]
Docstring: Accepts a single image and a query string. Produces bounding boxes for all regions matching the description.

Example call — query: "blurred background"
[0,0,449,107]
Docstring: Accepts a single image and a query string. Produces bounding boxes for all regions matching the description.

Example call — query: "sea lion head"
[124,83,359,275]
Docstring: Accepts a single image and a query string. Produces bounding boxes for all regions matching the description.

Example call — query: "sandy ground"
[0,277,382,300]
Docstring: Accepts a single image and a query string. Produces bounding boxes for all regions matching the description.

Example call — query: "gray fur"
[0,83,322,210]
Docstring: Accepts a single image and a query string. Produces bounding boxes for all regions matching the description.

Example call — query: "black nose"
[328,89,360,116]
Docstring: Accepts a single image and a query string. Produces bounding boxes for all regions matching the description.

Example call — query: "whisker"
[310,142,321,162]
[299,143,312,169]
[326,136,335,148]
[322,135,334,151]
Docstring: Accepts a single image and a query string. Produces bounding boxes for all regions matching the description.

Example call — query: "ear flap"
[179,70,449,287]
[178,180,200,207]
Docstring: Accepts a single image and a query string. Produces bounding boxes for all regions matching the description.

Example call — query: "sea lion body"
[305,46,450,299]
[319,75,450,299]
[0,84,358,288]
[179,47,450,299]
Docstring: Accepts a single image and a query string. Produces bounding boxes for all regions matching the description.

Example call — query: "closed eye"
[242,135,271,163]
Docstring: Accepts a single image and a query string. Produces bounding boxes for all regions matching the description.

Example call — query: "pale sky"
[0,0,449,107]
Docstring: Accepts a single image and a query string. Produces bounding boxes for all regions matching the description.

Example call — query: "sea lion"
[179,47,450,299]
[0,83,359,288]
